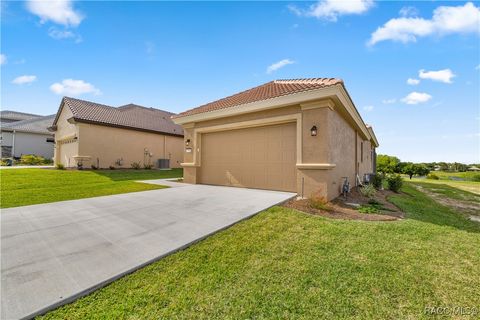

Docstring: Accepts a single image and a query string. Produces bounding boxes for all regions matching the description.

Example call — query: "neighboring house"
[0,110,42,125]
[172,78,379,200]
[48,97,184,169]
[0,115,55,159]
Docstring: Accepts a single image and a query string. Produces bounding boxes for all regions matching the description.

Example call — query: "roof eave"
[173,84,372,140]
[73,118,184,137]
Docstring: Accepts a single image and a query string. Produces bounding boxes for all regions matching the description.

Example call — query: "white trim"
[296,163,336,170]
[300,99,334,111]
[180,162,199,167]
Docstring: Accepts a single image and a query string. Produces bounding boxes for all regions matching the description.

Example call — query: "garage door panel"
[200,122,296,192]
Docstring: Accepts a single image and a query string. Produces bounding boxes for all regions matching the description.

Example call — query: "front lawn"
[39,182,480,319]
[0,168,183,208]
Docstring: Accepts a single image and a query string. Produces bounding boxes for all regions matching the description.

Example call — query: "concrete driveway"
[1,182,294,320]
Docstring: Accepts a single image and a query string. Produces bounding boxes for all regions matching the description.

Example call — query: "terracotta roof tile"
[174,78,343,118]
[55,97,183,136]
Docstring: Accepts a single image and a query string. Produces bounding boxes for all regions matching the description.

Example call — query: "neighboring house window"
[361,142,363,162]
[1,146,12,158]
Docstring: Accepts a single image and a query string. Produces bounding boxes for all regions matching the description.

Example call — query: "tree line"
[376,155,479,180]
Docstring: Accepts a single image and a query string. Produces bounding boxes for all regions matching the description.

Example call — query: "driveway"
[1,182,295,320]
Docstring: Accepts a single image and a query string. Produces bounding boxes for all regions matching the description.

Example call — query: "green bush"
[359,184,376,199]
[56,163,65,170]
[131,162,141,170]
[20,154,46,165]
[472,174,480,182]
[91,165,98,170]
[109,166,115,170]
[426,173,439,180]
[386,174,403,192]
[358,205,380,214]
[370,174,383,189]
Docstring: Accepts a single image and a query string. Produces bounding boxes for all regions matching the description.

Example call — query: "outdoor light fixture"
[310,125,318,136]
[186,139,190,146]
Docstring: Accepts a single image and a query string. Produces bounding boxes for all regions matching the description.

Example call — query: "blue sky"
[1,1,479,163]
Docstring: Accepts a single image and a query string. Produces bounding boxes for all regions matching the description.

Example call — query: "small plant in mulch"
[131,162,141,170]
[56,163,65,170]
[358,204,380,214]
[309,192,333,211]
[143,164,153,170]
[359,184,376,199]
[109,165,115,170]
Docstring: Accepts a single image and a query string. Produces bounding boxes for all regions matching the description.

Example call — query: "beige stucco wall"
[180,99,374,200]
[53,106,183,169]
[77,123,183,168]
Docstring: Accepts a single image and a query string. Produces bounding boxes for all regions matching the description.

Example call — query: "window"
[361,142,363,162]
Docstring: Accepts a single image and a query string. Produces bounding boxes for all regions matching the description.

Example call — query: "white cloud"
[382,98,396,104]
[399,6,419,17]
[419,68,455,83]
[368,2,480,46]
[266,59,295,74]
[363,105,374,112]
[0,54,6,65]
[50,79,101,96]
[12,75,37,85]
[48,27,82,43]
[407,78,420,85]
[288,0,374,21]
[26,0,83,27]
[401,92,432,105]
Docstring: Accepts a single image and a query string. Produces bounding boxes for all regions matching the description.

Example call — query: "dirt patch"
[414,185,480,216]
[283,187,403,221]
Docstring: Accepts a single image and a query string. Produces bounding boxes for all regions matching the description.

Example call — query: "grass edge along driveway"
[0,168,183,208]
[38,182,480,319]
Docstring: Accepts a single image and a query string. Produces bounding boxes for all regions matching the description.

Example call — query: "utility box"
[157,159,170,169]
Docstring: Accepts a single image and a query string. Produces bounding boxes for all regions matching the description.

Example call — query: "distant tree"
[438,162,449,171]
[414,164,430,177]
[401,162,416,179]
[377,154,400,174]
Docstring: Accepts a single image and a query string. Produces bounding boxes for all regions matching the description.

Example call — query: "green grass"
[433,171,480,181]
[0,168,183,208]
[410,176,480,195]
[408,181,480,203]
[39,182,480,319]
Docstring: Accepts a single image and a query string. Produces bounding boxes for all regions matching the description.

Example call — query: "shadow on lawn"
[92,168,183,181]
[388,183,480,234]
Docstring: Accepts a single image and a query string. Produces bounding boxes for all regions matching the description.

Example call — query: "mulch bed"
[283,187,404,221]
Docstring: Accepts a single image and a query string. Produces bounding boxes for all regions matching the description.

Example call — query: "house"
[172,78,379,200]
[48,97,184,169]
[0,110,42,125]
[1,114,55,159]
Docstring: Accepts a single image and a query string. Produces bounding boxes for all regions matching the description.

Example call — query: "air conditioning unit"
[157,159,170,169]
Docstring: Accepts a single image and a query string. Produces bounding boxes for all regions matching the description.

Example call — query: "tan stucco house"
[49,97,184,169]
[172,78,379,200]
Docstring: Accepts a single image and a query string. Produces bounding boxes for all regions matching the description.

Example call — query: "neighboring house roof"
[51,97,183,137]
[0,110,42,122]
[1,114,55,135]
[174,78,343,118]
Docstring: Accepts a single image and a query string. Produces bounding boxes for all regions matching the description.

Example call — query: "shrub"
[131,162,141,170]
[386,174,403,192]
[368,199,381,205]
[0,159,9,166]
[91,165,98,170]
[359,184,376,199]
[472,174,480,182]
[109,166,115,170]
[358,204,380,214]
[370,174,383,190]
[144,164,153,170]
[20,154,46,165]
[426,173,439,180]
[56,163,65,170]
[309,192,333,211]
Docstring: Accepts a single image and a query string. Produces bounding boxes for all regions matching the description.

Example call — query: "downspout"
[164,136,166,158]
[12,130,16,166]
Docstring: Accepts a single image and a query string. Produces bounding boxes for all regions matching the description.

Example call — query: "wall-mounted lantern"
[310,125,318,137]
[185,139,190,146]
